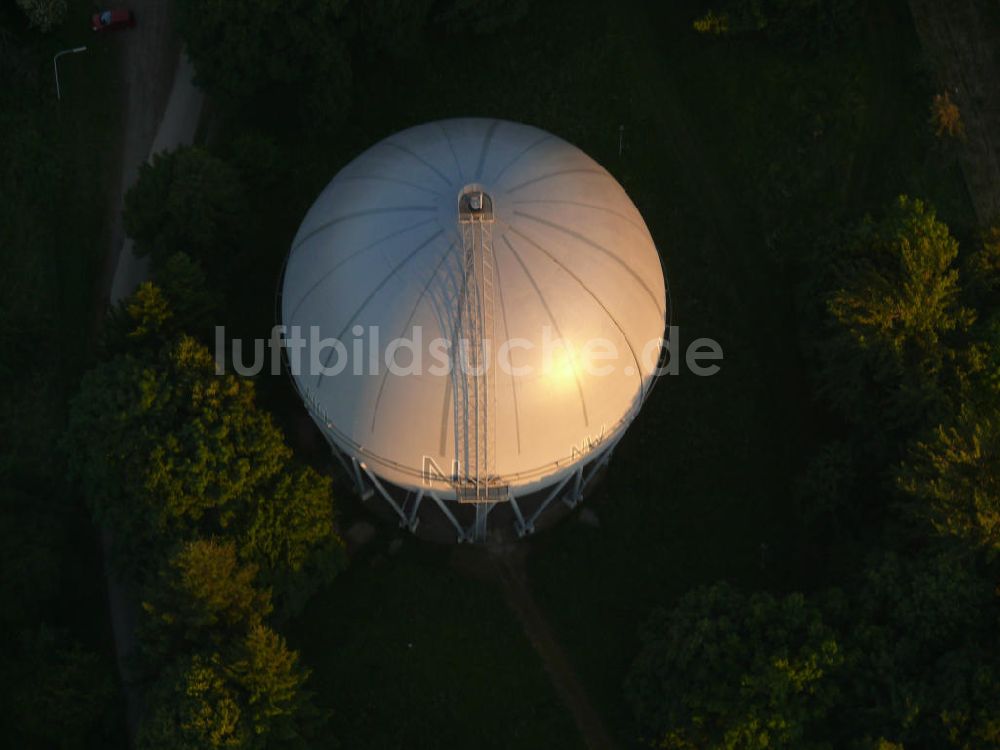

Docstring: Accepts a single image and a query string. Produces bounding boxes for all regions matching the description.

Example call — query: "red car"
[91,9,135,32]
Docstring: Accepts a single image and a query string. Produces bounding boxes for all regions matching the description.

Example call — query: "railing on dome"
[454,188,509,538]
[276,245,674,493]
[274,193,675,544]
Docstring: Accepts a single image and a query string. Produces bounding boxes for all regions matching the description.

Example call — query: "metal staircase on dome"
[454,188,509,540]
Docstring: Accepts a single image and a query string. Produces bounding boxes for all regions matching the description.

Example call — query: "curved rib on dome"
[281,118,667,499]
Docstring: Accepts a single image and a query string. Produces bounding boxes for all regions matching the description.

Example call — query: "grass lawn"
[287,541,584,749]
[208,0,975,746]
[1,1,125,455]
[526,0,976,744]
[1,2,128,745]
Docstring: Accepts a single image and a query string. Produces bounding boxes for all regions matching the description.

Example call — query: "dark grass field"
[525,0,975,742]
[211,0,975,746]
[286,541,584,749]
[1,0,125,457]
[1,2,128,746]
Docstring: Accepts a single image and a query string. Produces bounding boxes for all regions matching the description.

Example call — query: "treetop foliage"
[102,282,175,356]
[69,279,343,747]
[693,0,858,50]
[174,0,353,123]
[931,91,965,140]
[139,626,312,750]
[817,196,978,439]
[14,0,66,32]
[626,583,841,749]
[897,396,1000,554]
[102,255,216,360]
[140,538,274,667]
[174,0,531,124]
[633,191,1000,748]
[67,328,343,600]
[827,197,971,358]
[963,225,1000,315]
[629,554,1000,749]
[832,554,1000,748]
[124,147,248,271]
[434,0,531,34]
[2,626,115,749]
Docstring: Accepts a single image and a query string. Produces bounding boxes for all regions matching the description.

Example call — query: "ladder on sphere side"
[454,189,508,540]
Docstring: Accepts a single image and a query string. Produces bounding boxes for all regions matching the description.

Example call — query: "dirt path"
[94,5,205,743]
[451,545,621,750]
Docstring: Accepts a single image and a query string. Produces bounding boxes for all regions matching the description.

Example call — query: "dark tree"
[154,252,219,338]
[831,554,1000,748]
[963,225,1000,316]
[693,0,858,50]
[626,583,841,749]
[66,334,344,592]
[140,538,273,668]
[138,626,317,750]
[1,627,115,750]
[818,196,976,438]
[897,394,1000,552]
[354,0,436,56]
[434,0,531,34]
[124,147,248,270]
[239,465,345,617]
[174,0,352,123]
[102,281,176,356]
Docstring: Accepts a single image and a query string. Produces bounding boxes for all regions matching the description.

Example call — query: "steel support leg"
[351,457,374,500]
[525,472,573,530]
[562,465,584,509]
[362,467,406,523]
[470,502,495,542]
[429,492,469,543]
[510,496,530,537]
[403,491,424,532]
[580,438,620,495]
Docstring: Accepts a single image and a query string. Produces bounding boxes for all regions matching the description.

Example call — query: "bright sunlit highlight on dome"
[543,342,584,388]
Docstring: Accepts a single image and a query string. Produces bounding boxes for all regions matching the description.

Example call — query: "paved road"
[109,52,204,302]
[97,0,178,316]
[97,5,205,742]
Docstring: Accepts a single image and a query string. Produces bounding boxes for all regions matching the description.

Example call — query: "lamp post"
[53,46,87,101]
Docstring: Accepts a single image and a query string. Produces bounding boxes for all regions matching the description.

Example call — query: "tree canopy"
[124,147,248,270]
[173,0,532,125]
[1,627,115,749]
[67,329,344,600]
[628,555,1000,750]
[140,538,273,666]
[14,0,66,31]
[692,0,858,50]
[897,395,1000,552]
[626,583,841,749]
[174,0,352,122]
[67,280,344,747]
[631,195,1000,746]
[832,554,1000,748]
[138,626,314,750]
[818,196,976,438]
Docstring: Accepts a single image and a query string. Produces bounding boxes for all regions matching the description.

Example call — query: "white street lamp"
[53,46,87,101]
